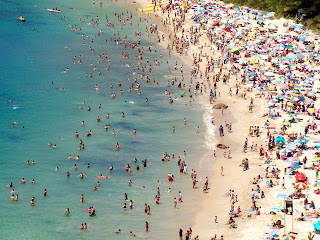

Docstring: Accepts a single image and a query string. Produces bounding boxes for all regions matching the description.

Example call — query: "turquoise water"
[0,0,207,239]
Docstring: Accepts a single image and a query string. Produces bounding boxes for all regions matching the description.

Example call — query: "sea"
[0,0,216,239]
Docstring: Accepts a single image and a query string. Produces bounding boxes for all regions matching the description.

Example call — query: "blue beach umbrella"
[314,220,320,230]
[289,162,301,169]
[298,139,309,143]
[276,136,285,144]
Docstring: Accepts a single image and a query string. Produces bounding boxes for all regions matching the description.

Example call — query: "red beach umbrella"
[295,172,306,181]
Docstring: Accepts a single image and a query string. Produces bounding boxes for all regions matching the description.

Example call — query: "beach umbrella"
[314,220,320,230]
[275,136,285,143]
[267,124,276,129]
[271,215,283,221]
[312,157,320,162]
[295,172,306,181]
[282,234,295,240]
[231,47,240,53]
[298,139,309,143]
[293,152,302,157]
[285,129,295,135]
[265,72,275,77]
[287,102,294,107]
[313,182,320,187]
[307,108,315,113]
[289,162,301,169]
[283,122,290,125]
[281,148,291,154]
[285,157,296,162]
[294,182,307,189]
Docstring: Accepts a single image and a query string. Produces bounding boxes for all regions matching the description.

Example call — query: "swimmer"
[115,229,121,234]
[48,142,52,146]
[43,189,47,196]
[80,194,84,202]
[75,156,80,161]
[96,181,100,187]
[77,173,87,179]
[59,137,64,140]
[31,179,35,184]
[21,178,26,184]
[68,155,73,160]
[64,208,70,216]
[128,180,132,186]
[30,197,35,206]
[89,206,95,216]
[55,167,59,171]
[67,172,70,177]
[109,165,114,171]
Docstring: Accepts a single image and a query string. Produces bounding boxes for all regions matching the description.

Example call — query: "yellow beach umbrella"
[287,102,294,107]
[283,122,291,125]
[285,129,295,135]
[307,108,315,113]
[272,215,283,221]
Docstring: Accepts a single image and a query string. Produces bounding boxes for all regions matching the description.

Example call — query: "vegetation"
[224,0,320,31]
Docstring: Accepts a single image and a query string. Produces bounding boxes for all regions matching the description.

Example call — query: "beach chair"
[265,228,279,239]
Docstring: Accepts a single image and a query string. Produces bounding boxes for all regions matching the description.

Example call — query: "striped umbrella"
[294,182,307,189]
[282,234,295,240]
[293,152,302,157]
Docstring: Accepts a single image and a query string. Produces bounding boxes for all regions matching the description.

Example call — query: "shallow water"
[0,0,209,239]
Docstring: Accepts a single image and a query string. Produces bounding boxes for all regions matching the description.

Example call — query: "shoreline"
[120,0,264,238]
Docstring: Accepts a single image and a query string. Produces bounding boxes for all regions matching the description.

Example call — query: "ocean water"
[0,0,211,239]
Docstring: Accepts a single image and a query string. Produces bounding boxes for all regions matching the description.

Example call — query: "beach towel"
[265,228,279,239]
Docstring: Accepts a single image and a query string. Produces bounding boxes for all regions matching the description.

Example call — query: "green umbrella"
[312,157,320,162]
[285,45,293,49]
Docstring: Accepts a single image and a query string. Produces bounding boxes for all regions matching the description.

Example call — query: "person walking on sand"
[221,166,223,176]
